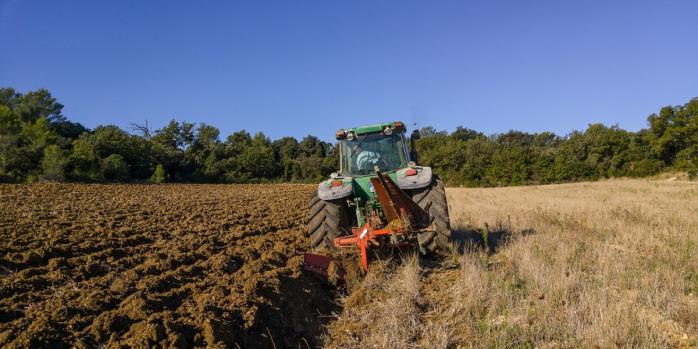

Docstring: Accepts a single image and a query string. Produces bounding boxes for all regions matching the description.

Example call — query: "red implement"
[334,223,399,271]
[302,252,333,277]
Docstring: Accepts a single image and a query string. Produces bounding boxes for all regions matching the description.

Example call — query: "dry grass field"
[326,179,698,348]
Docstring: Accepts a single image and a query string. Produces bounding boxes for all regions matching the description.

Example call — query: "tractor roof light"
[383,127,393,136]
[336,129,347,140]
[347,131,356,141]
[393,121,406,131]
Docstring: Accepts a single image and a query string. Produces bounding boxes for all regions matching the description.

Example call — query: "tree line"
[1,87,696,186]
[0,88,336,183]
[419,98,697,186]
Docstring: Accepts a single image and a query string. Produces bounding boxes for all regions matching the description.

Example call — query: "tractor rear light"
[336,129,347,140]
[405,168,418,176]
[331,180,343,187]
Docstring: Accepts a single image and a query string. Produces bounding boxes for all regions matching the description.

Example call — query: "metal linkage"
[334,223,400,271]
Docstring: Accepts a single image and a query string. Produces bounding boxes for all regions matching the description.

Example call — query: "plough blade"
[302,252,345,281]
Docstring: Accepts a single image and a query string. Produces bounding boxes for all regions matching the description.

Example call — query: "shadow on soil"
[251,273,341,349]
[451,225,536,254]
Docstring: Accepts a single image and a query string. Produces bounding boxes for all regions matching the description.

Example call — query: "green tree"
[273,137,300,161]
[454,137,495,186]
[582,124,631,178]
[0,105,22,181]
[10,88,64,124]
[299,135,326,157]
[89,126,151,179]
[554,132,593,181]
[451,126,482,142]
[273,137,301,181]
[230,132,278,182]
[100,154,129,181]
[183,123,222,181]
[68,137,100,181]
[226,130,252,157]
[41,145,68,181]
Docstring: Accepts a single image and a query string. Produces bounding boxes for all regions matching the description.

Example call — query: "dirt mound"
[0,183,338,348]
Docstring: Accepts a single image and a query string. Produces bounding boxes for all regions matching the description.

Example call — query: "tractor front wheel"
[306,191,351,251]
[412,177,452,256]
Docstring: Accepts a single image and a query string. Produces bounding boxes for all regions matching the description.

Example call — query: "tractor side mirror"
[410,130,421,163]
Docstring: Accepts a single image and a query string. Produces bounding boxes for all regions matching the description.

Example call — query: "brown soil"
[0,183,339,348]
[326,251,364,288]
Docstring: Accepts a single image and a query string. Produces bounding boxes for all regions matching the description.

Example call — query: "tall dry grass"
[325,179,698,348]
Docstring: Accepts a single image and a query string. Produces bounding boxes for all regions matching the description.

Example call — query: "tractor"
[303,121,451,278]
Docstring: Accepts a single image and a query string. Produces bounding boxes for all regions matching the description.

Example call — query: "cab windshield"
[340,132,409,176]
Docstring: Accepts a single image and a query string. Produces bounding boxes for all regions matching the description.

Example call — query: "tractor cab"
[318,121,432,203]
[335,121,419,176]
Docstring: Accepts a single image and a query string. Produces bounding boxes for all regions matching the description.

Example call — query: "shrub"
[100,154,129,181]
[674,146,698,176]
[150,163,167,183]
[41,145,67,181]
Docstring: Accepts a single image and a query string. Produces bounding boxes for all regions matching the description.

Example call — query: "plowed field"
[0,183,335,348]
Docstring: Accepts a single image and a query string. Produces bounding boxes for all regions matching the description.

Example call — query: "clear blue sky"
[2,1,697,141]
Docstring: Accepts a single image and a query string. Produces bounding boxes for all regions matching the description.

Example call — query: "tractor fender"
[396,166,433,190]
[317,178,353,201]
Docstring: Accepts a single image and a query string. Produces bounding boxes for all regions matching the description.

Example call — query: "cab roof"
[341,121,406,136]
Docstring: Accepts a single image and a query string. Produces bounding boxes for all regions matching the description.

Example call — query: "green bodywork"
[350,172,398,227]
[329,121,414,227]
[325,172,407,227]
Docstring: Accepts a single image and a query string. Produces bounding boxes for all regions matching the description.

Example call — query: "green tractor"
[304,121,451,274]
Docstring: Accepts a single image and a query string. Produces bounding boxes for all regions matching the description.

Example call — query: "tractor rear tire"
[306,191,351,252]
[412,176,452,256]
